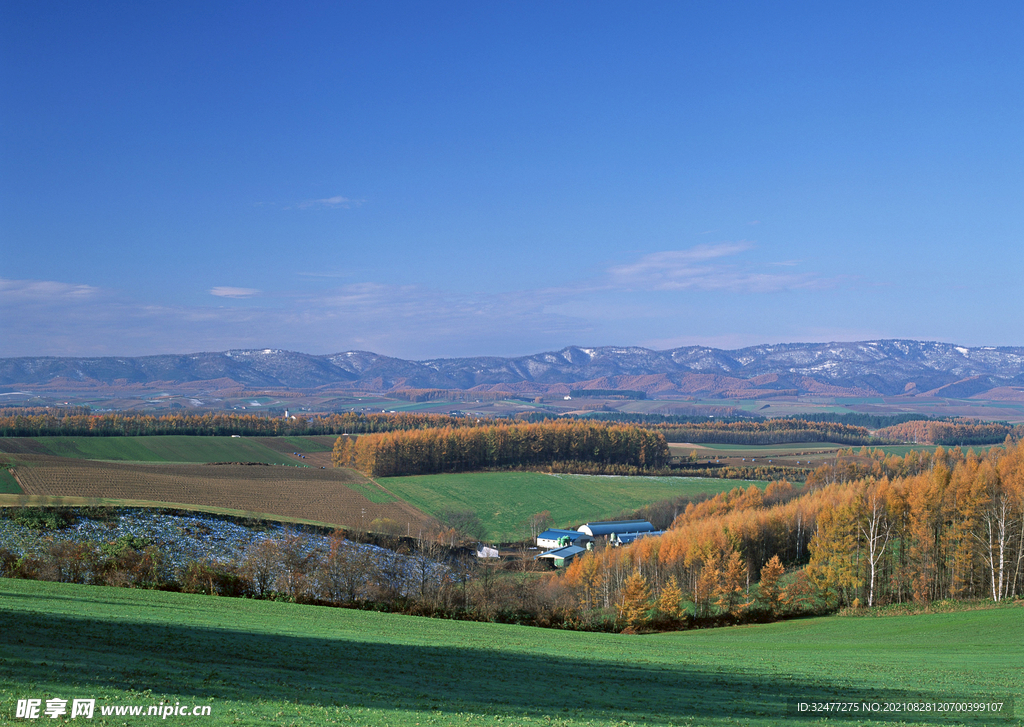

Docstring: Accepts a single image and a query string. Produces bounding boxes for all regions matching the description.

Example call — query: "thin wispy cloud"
[1,275,584,357]
[607,242,830,293]
[210,287,261,299]
[0,246,844,358]
[0,278,100,301]
[296,195,363,210]
[296,271,354,279]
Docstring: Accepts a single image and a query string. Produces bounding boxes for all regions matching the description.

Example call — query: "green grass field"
[272,435,335,452]
[1,579,1020,726]
[21,436,298,465]
[378,472,762,539]
[0,468,20,494]
[679,442,841,454]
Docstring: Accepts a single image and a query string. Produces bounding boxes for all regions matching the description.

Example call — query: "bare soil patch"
[0,438,48,455]
[11,454,429,532]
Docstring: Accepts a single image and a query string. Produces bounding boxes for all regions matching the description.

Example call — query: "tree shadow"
[0,604,1010,725]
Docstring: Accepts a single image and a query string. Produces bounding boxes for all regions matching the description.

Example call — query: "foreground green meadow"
[2,580,1020,726]
[378,472,758,539]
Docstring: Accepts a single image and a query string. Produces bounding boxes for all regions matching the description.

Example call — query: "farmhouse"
[537,528,591,549]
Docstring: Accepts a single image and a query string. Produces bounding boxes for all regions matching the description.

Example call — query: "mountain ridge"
[3,340,1024,399]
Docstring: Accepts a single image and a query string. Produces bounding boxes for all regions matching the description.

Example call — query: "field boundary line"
[366,476,403,499]
[365,476,432,524]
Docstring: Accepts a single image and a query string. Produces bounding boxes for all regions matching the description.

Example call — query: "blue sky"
[2,2,1022,359]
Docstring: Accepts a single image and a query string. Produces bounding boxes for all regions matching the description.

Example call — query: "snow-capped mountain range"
[4,341,1024,398]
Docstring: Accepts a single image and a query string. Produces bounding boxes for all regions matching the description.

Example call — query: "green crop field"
[1,579,1020,726]
[688,442,841,453]
[6,436,298,465]
[378,471,763,539]
[0,468,20,494]
[271,435,336,452]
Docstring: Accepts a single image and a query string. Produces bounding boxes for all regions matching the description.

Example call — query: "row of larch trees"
[332,420,670,477]
[873,418,1020,446]
[549,441,1024,627]
[652,419,872,445]
[0,410,484,437]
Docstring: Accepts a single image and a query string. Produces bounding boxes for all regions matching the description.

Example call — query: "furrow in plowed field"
[11,454,430,531]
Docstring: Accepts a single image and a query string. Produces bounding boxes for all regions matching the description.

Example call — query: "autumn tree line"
[545,441,1024,631]
[0,411,481,437]
[3,407,1018,447]
[652,419,873,445]
[873,418,1022,446]
[332,420,670,477]
[643,417,1021,447]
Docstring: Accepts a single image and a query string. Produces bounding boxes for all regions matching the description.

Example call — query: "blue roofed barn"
[576,520,656,539]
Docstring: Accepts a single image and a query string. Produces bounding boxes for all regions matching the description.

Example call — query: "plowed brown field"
[11,454,429,531]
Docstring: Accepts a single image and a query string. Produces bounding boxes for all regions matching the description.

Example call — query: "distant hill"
[3,341,1024,399]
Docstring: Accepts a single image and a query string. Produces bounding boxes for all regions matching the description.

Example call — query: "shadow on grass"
[0,601,1010,725]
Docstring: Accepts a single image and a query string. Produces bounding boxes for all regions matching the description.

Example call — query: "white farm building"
[537,528,591,549]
